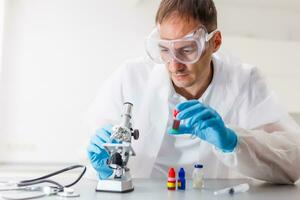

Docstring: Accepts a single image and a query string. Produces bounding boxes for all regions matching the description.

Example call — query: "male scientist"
[87,0,300,184]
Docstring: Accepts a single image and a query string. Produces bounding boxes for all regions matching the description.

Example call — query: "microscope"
[96,102,139,193]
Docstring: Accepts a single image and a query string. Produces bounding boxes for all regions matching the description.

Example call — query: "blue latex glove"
[87,124,118,179]
[169,100,238,152]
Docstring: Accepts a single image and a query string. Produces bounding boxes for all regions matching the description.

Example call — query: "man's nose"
[168,59,185,73]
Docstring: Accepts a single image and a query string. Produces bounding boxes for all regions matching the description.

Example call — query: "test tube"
[172,109,180,131]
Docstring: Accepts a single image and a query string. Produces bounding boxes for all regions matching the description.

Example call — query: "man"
[87,0,300,184]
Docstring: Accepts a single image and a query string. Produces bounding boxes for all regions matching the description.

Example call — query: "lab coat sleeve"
[85,65,126,135]
[215,123,300,184]
[214,67,300,184]
[85,57,153,134]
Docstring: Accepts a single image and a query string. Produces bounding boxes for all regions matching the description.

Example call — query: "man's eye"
[159,47,169,53]
[181,47,195,54]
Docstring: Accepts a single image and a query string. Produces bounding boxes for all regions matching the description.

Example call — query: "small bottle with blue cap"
[177,168,186,190]
[192,164,204,189]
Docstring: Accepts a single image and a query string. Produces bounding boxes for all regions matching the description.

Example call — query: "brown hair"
[155,0,217,32]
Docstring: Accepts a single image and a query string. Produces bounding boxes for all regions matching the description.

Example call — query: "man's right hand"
[87,124,117,179]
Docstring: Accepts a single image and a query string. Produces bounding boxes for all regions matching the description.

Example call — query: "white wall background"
[0,0,4,74]
[216,0,300,113]
[0,0,299,164]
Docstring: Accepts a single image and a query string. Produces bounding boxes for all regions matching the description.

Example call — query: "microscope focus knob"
[132,129,139,140]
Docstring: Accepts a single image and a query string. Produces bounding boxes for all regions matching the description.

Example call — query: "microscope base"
[96,178,134,193]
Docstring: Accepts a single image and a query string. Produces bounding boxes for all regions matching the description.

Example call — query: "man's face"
[159,16,213,89]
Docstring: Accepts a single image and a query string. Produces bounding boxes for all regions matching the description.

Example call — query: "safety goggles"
[145,26,218,64]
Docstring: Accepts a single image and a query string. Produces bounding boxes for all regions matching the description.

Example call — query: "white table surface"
[72,178,300,200]
[1,178,300,200]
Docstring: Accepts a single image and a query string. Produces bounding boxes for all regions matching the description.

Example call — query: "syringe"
[213,183,249,195]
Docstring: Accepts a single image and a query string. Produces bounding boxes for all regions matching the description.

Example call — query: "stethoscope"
[0,165,86,200]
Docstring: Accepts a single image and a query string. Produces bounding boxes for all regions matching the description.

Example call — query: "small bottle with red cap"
[167,168,176,190]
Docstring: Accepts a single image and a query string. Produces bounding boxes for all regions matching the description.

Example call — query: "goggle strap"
[206,29,218,42]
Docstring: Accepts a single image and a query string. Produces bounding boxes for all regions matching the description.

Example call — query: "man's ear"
[212,31,222,53]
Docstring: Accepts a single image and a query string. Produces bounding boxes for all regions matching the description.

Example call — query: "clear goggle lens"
[158,40,201,64]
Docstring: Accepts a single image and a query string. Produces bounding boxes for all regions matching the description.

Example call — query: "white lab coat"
[87,53,300,184]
